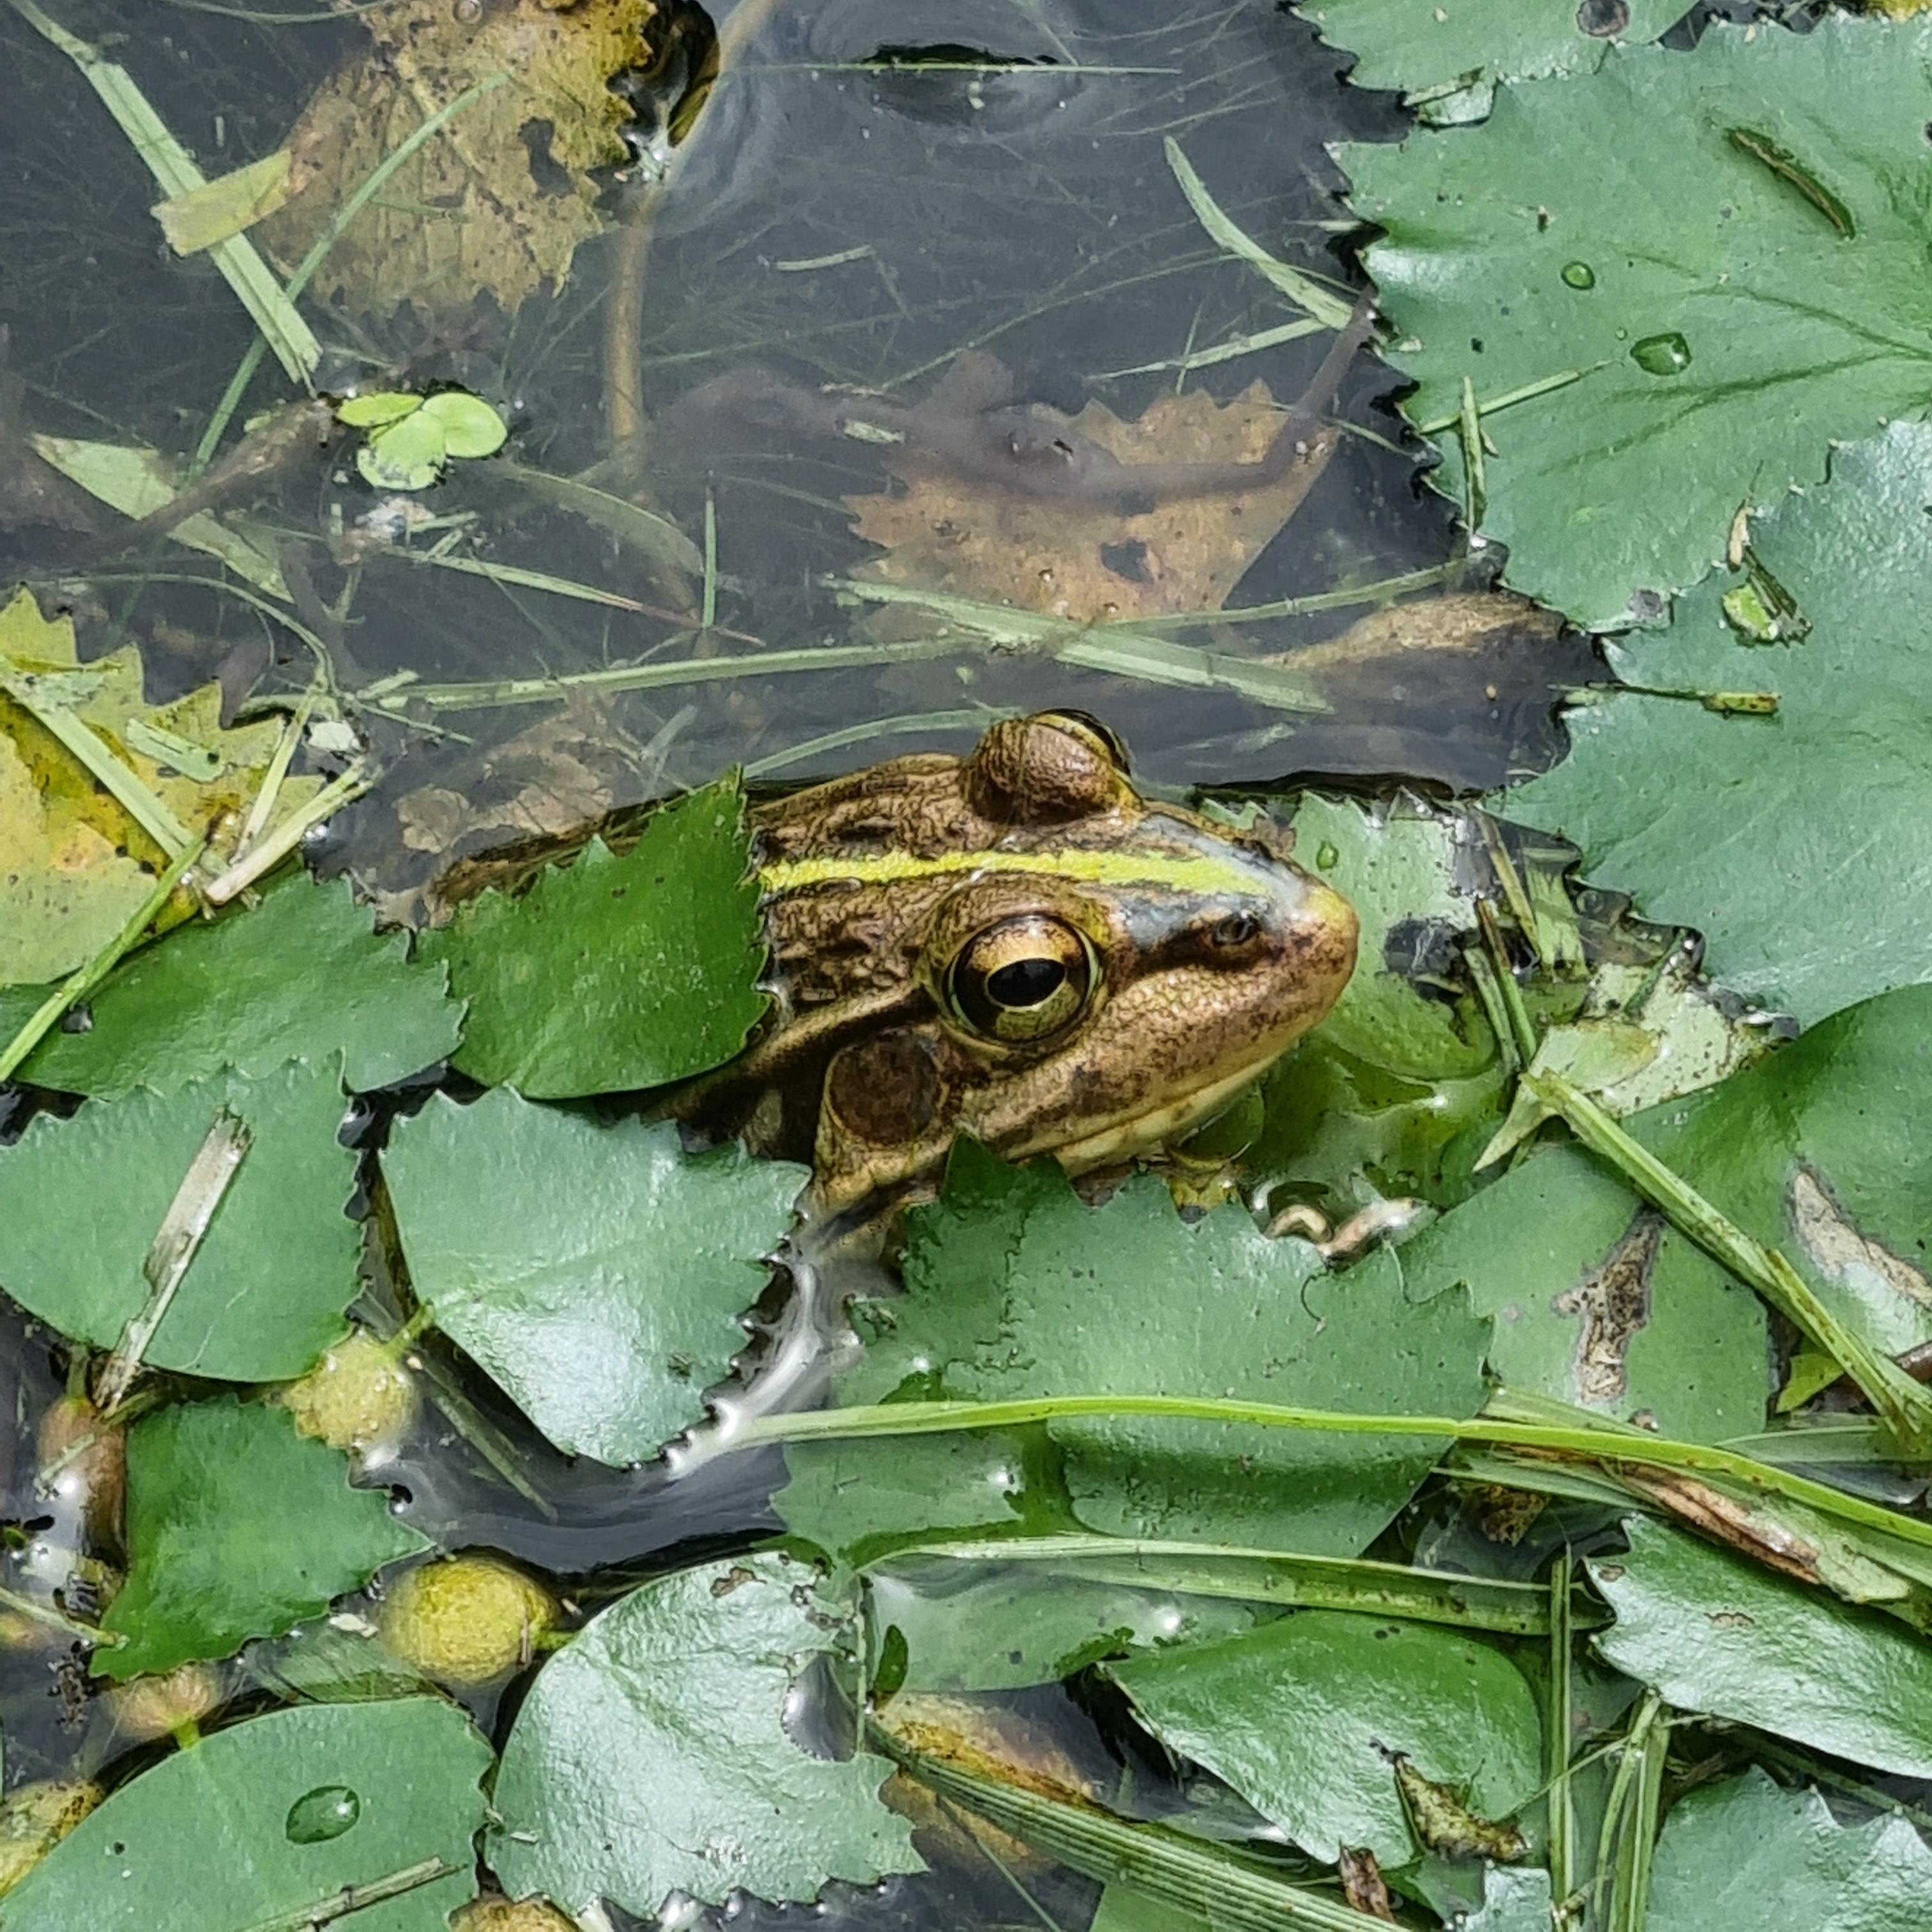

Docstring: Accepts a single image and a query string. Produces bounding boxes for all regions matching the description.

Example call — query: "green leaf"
[1591,1517,1932,1777]
[797,1145,1490,1555]
[419,390,508,457]
[0,1698,488,1932]
[1505,426,1932,1025]
[1301,0,1680,101]
[358,410,446,493]
[1255,797,1505,1209]
[490,1555,921,1917]
[1340,17,1932,631]
[1464,1865,1557,1932]
[864,1558,1262,1695]
[96,1397,426,1680]
[420,779,767,1098]
[1107,1611,1542,1864]
[1648,1768,1932,1932]
[1357,1148,1767,1444]
[0,1060,360,1381]
[383,1091,803,1465]
[19,870,461,1098]
[336,392,424,428]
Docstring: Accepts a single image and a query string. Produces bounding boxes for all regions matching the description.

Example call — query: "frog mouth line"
[1038,1058,1279,1176]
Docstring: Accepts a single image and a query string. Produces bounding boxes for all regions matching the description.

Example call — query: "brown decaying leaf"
[849,379,1338,622]
[1337,1845,1397,1921]
[1390,1751,1528,1864]
[260,0,653,317]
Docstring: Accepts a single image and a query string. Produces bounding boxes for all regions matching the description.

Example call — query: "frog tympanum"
[676,712,1358,1215]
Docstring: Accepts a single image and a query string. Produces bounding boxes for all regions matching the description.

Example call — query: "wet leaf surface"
[1108,1610,1542,1864]
[0,1059,359,1381]
[419,779,767,1098]
[0,1698,488,1931]
[1303,0,1682,105]
[1342,17,1932,629]
[1506,424,1932,1025]
[15,868,461,1098]
[1591,1517,1932,1777]
[490,1555,922,1917]
[1648,1768,1932,1932]
[801,1144,1490,1555]
[97,1397,425,1681]
[383,1091,804,1465]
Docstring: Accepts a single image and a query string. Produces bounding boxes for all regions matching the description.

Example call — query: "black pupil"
[985,957,1066,1008]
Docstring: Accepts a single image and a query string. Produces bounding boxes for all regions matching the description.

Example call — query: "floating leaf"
[420,779,767,1099]
[18,868,461,1098]
[1341,17,1932,629]
[0,1060,359,1382]
[151,148,294,254]
[383,1092,803,1466]
[1301,0,1681,111]
[1591,1517,1932,1777]
[337,392,425,429]
[1648,1768,1932,1932]
[790,1144,1490,1556]
[490,1555,921,1917]
[0,1698,487,1931]
[1108,1611,1542,1864]
[420,390,508,458]
[1506,425,1932,1026]
[358,408,447,493]
[96,1397,426,1680]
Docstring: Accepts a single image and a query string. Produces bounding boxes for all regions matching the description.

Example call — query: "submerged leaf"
[0,1699,487,1930]
[383,1092,803,1465]
[96,1397,425,1680]
[490,1556,922,1916]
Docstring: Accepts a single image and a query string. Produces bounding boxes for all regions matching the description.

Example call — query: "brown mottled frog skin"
[676,712,1358,1215]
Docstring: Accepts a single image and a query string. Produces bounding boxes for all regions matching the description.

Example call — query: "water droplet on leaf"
[1630,332,1692,376]
[1560,261,1595,289]
[285,1786,360,1844]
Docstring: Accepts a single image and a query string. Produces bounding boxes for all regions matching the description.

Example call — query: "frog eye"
[1034,709,1131,774]
[944,914,1098,1044]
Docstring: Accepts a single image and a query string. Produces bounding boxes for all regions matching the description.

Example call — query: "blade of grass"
[1547,1553,1577,1914]
[0,652,193,856]
[729,1393,1932,1560]
[871,1533,1572,1636]
[0,836,206,1084]
[878,1732,1386,1932]
[202,760,371,905]
[8,0,319,382]
[1163,139,1354,329]
[98,1108,252,1413]
[1527,1070,1932,1455]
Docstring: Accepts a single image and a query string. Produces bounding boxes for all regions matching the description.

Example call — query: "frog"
[673,710,1358,1217]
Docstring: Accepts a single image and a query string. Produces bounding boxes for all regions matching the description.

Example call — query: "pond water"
[0,1,1650,1925]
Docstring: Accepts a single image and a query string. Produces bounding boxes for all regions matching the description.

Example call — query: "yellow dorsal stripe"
[758,846,1269,900]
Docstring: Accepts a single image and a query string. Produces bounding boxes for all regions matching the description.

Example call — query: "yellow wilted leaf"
[259,0,654,318]
[0,590,322,986]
